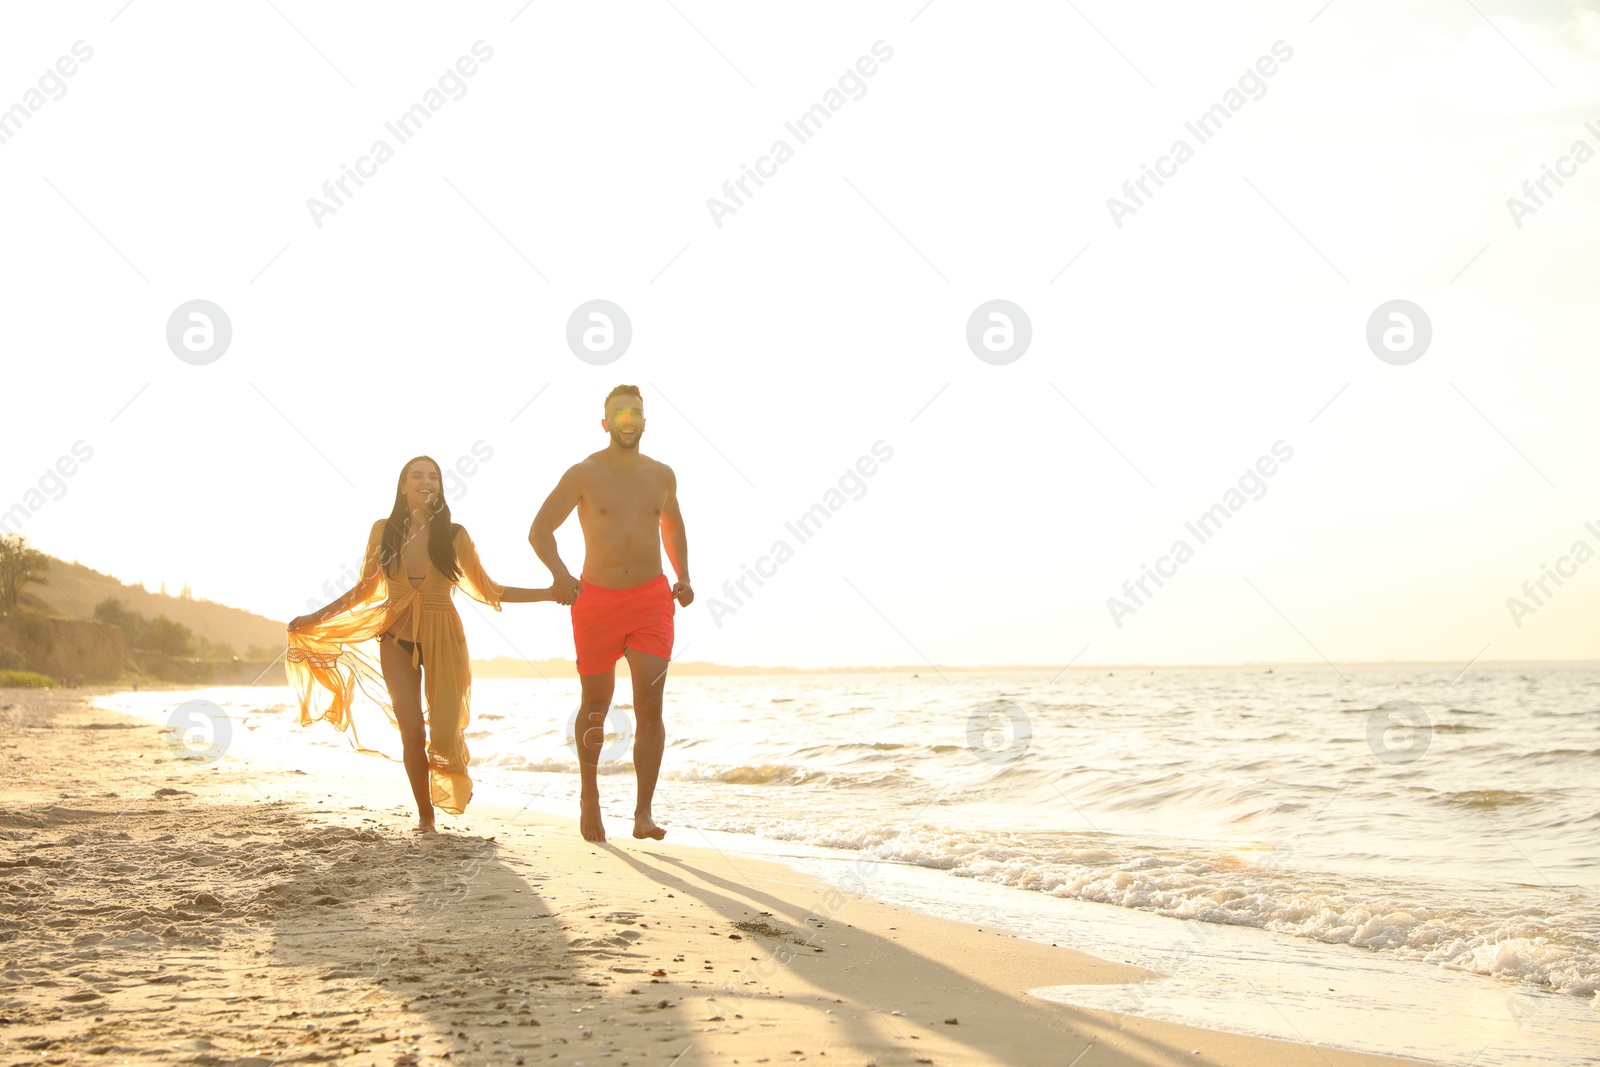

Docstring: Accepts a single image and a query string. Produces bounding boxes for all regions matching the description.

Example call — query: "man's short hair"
[605,384,642,408]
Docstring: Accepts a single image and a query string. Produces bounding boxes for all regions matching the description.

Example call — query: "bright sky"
[3,1,1598,670]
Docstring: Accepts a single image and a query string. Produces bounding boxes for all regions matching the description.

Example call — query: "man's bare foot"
[633,812,666,840]
[580,797,606,843]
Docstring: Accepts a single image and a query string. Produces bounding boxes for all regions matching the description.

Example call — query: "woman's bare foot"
[580,797,606,843]
[414,817,437,834]
[633,811,666,840]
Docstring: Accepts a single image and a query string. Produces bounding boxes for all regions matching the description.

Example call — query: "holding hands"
[552,574,584,606]
[542,573,688,607]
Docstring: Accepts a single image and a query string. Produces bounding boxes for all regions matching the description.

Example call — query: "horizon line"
[471,655,1600,673]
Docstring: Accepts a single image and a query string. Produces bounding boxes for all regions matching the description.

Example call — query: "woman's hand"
[287,613,317,633]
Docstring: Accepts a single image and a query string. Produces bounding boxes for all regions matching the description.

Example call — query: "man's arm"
[660,465,693,606]
[529,465,585,605]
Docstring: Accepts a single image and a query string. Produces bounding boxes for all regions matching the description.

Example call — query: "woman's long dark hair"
[380,455,462,582]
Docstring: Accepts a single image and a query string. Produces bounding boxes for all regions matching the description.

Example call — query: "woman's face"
[401,460,443,515]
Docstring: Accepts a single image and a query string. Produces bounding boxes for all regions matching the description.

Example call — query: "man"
[530,384,693,843]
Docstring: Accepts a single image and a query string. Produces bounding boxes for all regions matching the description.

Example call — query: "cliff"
[0,616,129,683]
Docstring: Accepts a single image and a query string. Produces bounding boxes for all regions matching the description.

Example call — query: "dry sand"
[0,688,1439,1067]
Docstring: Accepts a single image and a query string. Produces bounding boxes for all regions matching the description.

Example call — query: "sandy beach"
[0,687,1440,1067]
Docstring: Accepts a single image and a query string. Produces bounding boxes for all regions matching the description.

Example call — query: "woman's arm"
[498,586,560,604]
[288,585,364,631]
[452,529,571,606]
[288,521,388,631]
[451,525,506,609]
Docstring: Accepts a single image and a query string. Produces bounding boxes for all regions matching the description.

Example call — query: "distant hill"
[23,556,286,656]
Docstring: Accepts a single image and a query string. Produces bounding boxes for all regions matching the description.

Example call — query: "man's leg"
[624,646,669,840]
[576,666,616,842]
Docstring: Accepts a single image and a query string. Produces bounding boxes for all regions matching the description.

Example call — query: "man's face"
[603,395,645,450]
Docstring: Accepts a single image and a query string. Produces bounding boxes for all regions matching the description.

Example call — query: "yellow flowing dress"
[285,519,503,814]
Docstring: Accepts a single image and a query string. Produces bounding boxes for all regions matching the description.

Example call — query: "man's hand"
[672,580,694,607]
[553,574,583,606]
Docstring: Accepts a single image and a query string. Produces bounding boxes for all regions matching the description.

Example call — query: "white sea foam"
[697,815,1599,1000]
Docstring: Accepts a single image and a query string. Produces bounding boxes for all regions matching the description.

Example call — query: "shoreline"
[0,686,1442,1066]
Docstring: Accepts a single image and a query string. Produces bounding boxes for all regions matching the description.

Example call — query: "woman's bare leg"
[379,635,433,833]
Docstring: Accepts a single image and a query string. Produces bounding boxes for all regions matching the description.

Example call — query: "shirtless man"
[529,384,693,843]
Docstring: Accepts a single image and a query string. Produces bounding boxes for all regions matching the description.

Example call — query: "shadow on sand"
[259,819,689,1064]
[605,843,1241,1066]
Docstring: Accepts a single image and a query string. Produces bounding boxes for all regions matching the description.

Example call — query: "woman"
[286,455,561,833]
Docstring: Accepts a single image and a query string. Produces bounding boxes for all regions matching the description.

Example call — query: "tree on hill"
[93,598,145,645]
[194,634,236,660]
[0,535,48,613]
[35,554,287,656]
[96,598,236,660]
[136,615,195,657]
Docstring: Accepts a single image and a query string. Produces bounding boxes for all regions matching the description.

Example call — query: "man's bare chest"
[581,472,665,524]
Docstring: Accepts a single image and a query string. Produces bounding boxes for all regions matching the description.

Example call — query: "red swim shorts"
[571,573,675,676]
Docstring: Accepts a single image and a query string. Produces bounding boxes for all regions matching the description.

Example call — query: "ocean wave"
[706,817,1600,1002]
[473,752,632,775]
[1435,789,1539,809]
[664,763,903,787]
[795,741,912,754]
[673,763,821,785]
[1518,747,1600,763]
